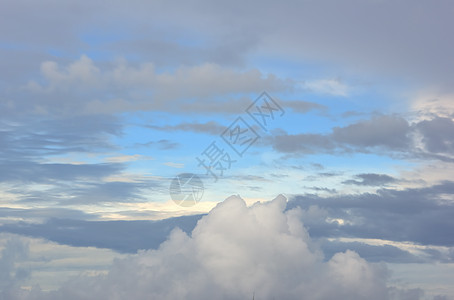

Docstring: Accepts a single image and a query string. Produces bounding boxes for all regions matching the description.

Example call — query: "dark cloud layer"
[146,121,226,135]
[0,207,96,221]
[319,240,423,263]
[0,237,30,294]
[2,0,453,89]
[0,162,122,184]
[332,115,411,150]
[289,181,454,248]
[0,216,202,253]
[270,115,454,161]
[343,173,396,186]
[0,115,121,159]
[416,117,454,154]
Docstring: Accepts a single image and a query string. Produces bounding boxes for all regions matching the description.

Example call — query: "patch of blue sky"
[113,118,206,175]
[161,136,262,182]
[113,83,411,185]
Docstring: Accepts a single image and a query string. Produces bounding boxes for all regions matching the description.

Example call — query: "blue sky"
[1,0,454,299]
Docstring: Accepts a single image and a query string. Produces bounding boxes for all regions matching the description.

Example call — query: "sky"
[1,0,454,299]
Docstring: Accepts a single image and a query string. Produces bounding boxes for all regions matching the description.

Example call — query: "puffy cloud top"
[8,195,425,300]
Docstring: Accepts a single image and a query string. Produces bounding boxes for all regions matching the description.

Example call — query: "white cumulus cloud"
[8,195,430,299]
